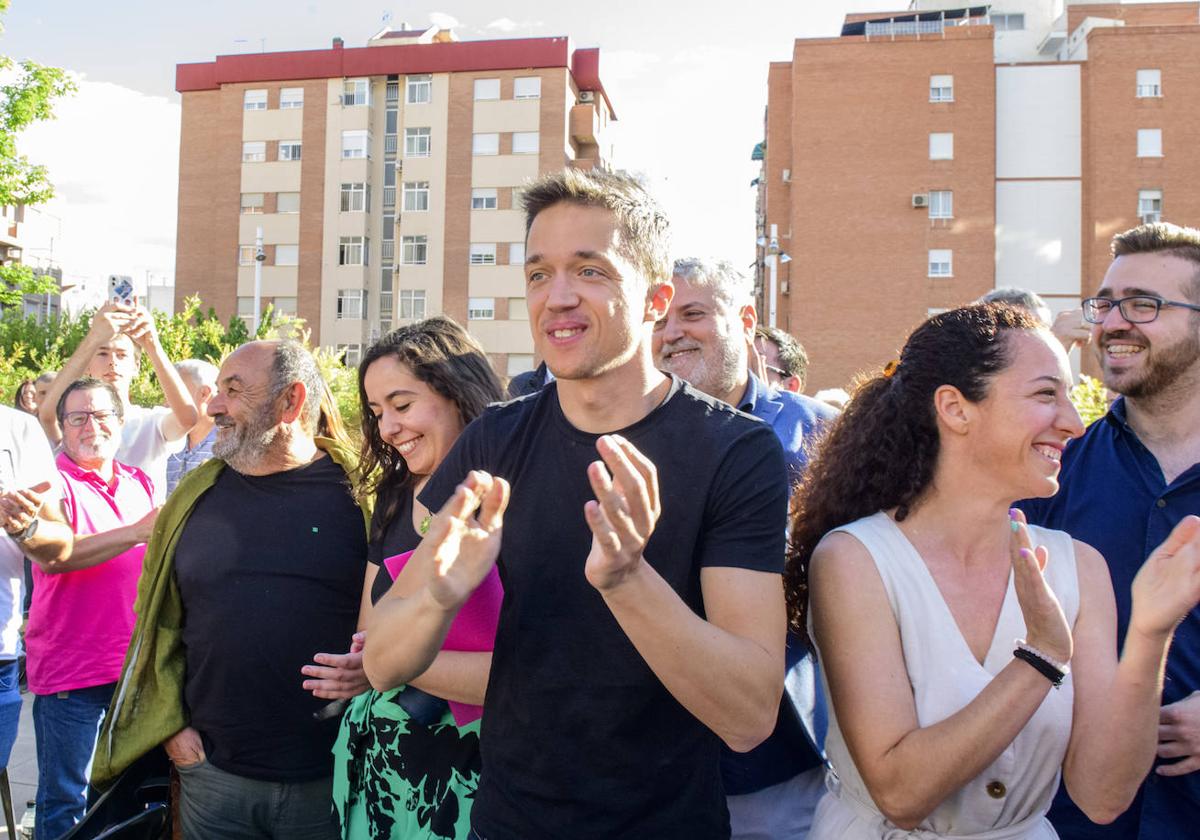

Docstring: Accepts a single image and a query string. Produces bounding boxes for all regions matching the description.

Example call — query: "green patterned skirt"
[332,685,482,840]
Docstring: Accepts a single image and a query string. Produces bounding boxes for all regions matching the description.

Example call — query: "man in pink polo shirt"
[25,377,158,839]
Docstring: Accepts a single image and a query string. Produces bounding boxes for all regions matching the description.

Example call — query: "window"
[386,81,399,103]
[468,297,495,320]
[242,141,266,162]
[991,13,1024,30]
[508,297,528,320]
[240,193,264,215]
[514,77,541,99]
[379,291,393,320]
[930,75,954,102]
[243,89,267,110]
[337,290,366,320]
[404,127,431,157]
[280,87,304,109]
[471,188,498,210]
[406,74,432,104]
[340,183,368,212]
[275,245,299,266]
[339,236,368,266]
[238,246,257,266]
[403,181,430,212]
[928,249,953,277]
[512,132,539,155]
[279,140,302,161]
[342,78,369,106]
[507,355,534,376]
[1137,129,1163,158]
[402,235,428,265]
[342,130,370,159]
[237,297,255,323]
[1136,69,1162,98]
[276,192,300,213]
[473,133,499,156]
[929,190,953,219]
[1138,189,1163,223]
[273,296,297,315]
[509,242,526,265]
[929,132,954,160]
[474,78,500,101]
[337,344,362,366]
[398,289,427,320]
[470,244,497,266]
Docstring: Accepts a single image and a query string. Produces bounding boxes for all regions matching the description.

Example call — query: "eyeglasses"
[763,363,789,380]
[63,410,118,428]
[1082,295,1200,324]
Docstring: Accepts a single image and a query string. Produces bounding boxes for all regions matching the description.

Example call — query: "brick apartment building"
[174,24,614,375]
[756,0,1200,391]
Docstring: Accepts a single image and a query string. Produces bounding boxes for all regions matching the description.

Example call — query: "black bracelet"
[1013,647,1065,688]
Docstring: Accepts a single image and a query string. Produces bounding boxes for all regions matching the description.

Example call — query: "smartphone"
[108,275,135,307]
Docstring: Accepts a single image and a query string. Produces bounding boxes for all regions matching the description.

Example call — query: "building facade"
[757,0,1200,391]
[174,25,614,375]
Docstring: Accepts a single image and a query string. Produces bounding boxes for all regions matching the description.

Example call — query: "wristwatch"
[5,518,37,543]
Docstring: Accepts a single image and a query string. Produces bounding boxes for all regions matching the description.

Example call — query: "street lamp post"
[253,226,265,334]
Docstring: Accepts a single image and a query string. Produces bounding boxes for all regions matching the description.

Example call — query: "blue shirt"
[1020,397,1200,839]
[721,374,839,795]
[165,427,217,496]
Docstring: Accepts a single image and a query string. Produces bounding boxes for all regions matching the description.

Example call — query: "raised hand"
[584,435,661,592]
[1009,509,1073,665]
[123,306,160,351]
[88,302,136,343]
[425,471,510,611]
[1051,307,1092,354]
[1130,515,1200,639]
[1,481,50,536]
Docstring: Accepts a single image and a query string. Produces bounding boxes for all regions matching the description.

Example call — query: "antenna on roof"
[382,11,392,27]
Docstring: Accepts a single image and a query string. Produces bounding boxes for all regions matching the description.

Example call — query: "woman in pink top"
[307,317,504,840]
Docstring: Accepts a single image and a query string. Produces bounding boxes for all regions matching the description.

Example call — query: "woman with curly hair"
[307,316,505,840]
[786,303,1200,838]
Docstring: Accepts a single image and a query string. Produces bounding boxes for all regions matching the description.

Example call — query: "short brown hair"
[1111,222,1200,301]
[521,168,671,290]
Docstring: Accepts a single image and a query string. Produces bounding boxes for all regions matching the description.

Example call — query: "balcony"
[570,104,599,145]
[384,134,397,155]
[381,239,395,264]
[383,186,396,208]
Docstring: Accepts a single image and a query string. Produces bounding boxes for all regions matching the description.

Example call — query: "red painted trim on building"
[570,48,616,119]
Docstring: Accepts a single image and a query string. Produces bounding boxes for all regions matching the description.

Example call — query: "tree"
[0,0,76,306]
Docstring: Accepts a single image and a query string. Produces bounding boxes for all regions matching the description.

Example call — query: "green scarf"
[92,438,369,789]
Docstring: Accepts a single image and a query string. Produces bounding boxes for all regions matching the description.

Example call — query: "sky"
[4,0,907,308]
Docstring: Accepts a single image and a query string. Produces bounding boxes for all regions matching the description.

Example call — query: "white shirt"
[118,404,184,505]
[0,406,60,659]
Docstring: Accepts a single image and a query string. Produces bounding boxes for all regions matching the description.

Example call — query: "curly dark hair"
[356,316,504,541]
[784,303,1043,645]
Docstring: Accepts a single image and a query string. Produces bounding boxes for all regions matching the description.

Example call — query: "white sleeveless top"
[809,512,1080,840]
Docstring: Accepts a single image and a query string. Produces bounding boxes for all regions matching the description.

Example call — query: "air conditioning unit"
[912,193,929,208]
[579,91,595,103]
[781,169,791,182]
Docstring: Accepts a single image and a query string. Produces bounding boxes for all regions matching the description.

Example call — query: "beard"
[658,339,743,401]
[212,409,281,473]
[1103,326,1200,399]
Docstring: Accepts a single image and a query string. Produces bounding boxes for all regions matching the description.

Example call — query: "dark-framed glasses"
[1082,295,1200,325]
[63,409,118,428]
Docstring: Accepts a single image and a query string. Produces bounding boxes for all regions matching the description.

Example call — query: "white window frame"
[238,246,256,267]
[1138,189,1163,223]
[928,249,953,278]
[339,236,367,266]
[928,190,953,219]
[342,130,370,160]
[472,133,499,156]
[512,132,540,155]
[273,296,298,315]
[278,140,302,161]
[276,192,300,214]
[1137,129,1163,158]
[471,188,498,210]
[1136,69,1162,98]
[404,127,431,158]
[275,244,299,266]
[469,243,497,266]
[402,181,430,212]
[242,141,266,162]
[342,78,369,107]
[929,75,954,103]
[240,193,264,215]
[991,13,1024,31]
[406,74,432,104]
[336,343,363,366]
[474,78,500,101]
[402,235,428,265]
[243,89,267,110]
[398,289,427,320]
[468,297,495,320]
[337,290,366,320]
[279,87,304,109]
[514,77,542,99]
[929,132,954,161]
[340,183,368,213]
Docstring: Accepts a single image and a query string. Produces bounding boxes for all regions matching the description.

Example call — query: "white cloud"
[17,75,179,308]
[428,12,461,30]
[486,18,519,32]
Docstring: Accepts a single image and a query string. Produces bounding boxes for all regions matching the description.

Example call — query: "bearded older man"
[95,340,367,840]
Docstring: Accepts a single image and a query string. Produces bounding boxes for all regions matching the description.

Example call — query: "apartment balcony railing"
[384,134,398,155]
[865,19,946,36]
[383,187,396,208]
[381,239,395,264]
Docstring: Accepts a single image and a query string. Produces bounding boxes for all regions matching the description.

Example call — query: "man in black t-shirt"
[164,341,367,840]
[364,170,788,840]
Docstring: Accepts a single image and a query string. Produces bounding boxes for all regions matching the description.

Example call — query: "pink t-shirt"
[384,550,502,725]
[25,453,155,695]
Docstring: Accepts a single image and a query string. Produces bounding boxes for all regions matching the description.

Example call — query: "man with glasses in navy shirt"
[1021,222,1200,839]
